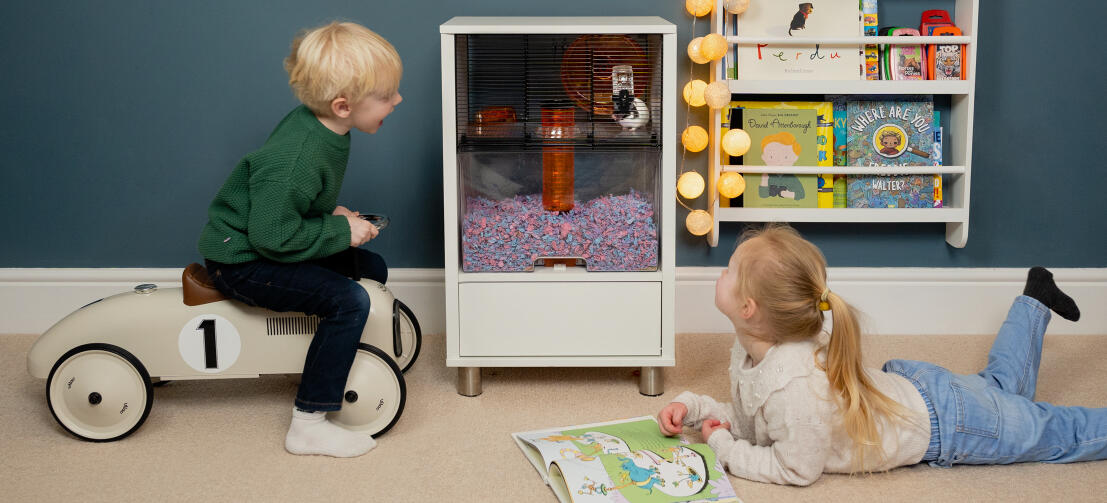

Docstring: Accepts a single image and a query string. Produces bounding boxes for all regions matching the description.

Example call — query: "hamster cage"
[440,17,676,396]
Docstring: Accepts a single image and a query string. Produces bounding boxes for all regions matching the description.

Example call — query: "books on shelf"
[845,97,941,208]
[734,0,861,80]
[738,108,819,208]
[512,416,742,503]
[730,100,835,208]
[862,0,879,80]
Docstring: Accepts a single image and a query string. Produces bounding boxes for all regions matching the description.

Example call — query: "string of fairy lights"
[677,0,753,236]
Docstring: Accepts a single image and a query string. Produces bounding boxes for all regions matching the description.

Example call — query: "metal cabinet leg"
[639,366,664,396]
[458,367,482,397]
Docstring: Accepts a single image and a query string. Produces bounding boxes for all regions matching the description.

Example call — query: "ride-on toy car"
[26,240,422,442]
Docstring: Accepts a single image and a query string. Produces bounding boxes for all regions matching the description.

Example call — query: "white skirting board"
[2,267,1104,336]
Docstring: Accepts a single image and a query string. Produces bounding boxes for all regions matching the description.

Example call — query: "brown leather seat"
[182,263,228,306]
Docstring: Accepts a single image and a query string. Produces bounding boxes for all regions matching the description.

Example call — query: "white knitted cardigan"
[673,336,931,486]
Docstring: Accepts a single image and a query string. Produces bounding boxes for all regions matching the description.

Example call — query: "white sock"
[284,408,377,457]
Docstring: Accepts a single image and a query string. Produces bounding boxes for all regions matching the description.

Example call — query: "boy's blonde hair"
[284,22,403,117]
[730,224,916,473]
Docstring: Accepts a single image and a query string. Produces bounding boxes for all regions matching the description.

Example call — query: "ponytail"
[821,290,915,473]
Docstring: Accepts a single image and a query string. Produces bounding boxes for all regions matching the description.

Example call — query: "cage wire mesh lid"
[560,34,650,117]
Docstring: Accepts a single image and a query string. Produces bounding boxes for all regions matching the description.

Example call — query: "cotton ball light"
[721,128,752,157]
[685,0,713,17]
[681,125,709,152]
[677,172,705,199]
[686,37,710,64]
[724,0,750,14]
[717,171,746,198]
[704,81,731,109]
[685,209,713,236]
[700,33,728,61]
[682,79,707,107]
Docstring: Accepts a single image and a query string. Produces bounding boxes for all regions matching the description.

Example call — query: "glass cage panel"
[454,33,664,273]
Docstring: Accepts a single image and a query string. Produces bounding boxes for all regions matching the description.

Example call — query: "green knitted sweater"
[198,105,352,264]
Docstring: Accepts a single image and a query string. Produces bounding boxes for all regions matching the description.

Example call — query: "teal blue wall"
[2,1,1103,268]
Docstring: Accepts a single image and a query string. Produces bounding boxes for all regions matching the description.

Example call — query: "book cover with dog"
[735,0,861,80]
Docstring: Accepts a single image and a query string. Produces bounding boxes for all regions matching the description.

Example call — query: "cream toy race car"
[26,250,421,442]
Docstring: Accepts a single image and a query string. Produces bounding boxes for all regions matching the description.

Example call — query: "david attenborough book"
[740,108,819,208]
[729,101,835,208]
[513,416,741,503]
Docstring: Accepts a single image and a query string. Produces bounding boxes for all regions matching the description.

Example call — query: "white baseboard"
[2,267,1105,336]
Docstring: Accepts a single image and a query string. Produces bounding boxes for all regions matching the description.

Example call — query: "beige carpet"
[3,331,1106,502]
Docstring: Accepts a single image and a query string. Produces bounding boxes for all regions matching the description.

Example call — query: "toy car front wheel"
[328,343,405,438]
[393,300,422,373]
[46,344,153,442]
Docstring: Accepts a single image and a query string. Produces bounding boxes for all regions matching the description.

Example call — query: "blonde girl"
[658,225,1103,485]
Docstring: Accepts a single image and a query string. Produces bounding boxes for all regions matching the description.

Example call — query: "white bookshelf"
[706,0,978,247]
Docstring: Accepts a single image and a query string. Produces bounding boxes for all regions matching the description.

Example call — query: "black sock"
[1023,267,1080,321]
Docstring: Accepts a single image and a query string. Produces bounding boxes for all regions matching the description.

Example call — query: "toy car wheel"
[46,343,153,442]
[393,300,422,373]
[328,343,405,438]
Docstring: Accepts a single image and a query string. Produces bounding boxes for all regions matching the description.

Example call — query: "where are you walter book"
[845,98,941,208]
[513,416,741,503]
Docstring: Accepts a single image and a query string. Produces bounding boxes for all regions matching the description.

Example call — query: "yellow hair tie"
[818,288,831,311]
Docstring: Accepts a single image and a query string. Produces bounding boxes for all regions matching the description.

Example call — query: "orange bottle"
[541,107,575,212]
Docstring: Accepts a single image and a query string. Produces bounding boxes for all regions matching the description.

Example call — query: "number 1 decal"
[197,319,218,368]
[178,314,241,373]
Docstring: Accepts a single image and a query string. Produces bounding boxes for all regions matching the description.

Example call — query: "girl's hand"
[701,419,731,440]
[658,402,688,436]
[345,214,378,247]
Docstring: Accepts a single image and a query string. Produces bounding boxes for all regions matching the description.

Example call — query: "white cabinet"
[706,0,979,247]
[440,17,677,395]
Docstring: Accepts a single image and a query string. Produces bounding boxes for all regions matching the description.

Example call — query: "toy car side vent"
[266,316,320,336]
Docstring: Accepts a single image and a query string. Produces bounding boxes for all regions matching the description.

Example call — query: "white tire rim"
[328,347,404,437]
[48,349,148,440]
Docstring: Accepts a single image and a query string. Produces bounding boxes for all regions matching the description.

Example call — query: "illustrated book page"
[513,416,742,503]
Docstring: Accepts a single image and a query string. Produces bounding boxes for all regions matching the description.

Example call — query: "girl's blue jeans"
[884,296,1107,467]
[205,248,387,412]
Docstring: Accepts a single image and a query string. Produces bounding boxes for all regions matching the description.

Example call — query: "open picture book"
[512,416,742,503]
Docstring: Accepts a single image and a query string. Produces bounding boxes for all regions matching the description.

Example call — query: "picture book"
[845,98,939,208]
[846,174,939,208]
[739,108,819,208]
[513,416,742,503]
[729,101,834,207]
[831,97,849,207]
[735,0,861,80]
[862,0,879,80]
[846,98,934,166]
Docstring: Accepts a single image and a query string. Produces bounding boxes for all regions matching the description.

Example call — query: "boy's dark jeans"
[205,248,387,412]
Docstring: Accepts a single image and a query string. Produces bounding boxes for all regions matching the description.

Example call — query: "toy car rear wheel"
[393,300,422,373]
[46,343,153,442]
[328,343,405,438]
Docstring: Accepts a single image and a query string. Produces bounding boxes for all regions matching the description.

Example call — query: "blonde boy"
[197,22,403,458]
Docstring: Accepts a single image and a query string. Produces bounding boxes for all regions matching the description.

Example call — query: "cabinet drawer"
[458,282,660,357]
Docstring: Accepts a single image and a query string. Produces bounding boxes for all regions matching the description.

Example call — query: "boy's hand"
[658,402,688,436]
[345,214,378,247]
[333,205,359,218]
[701,419,731,440]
